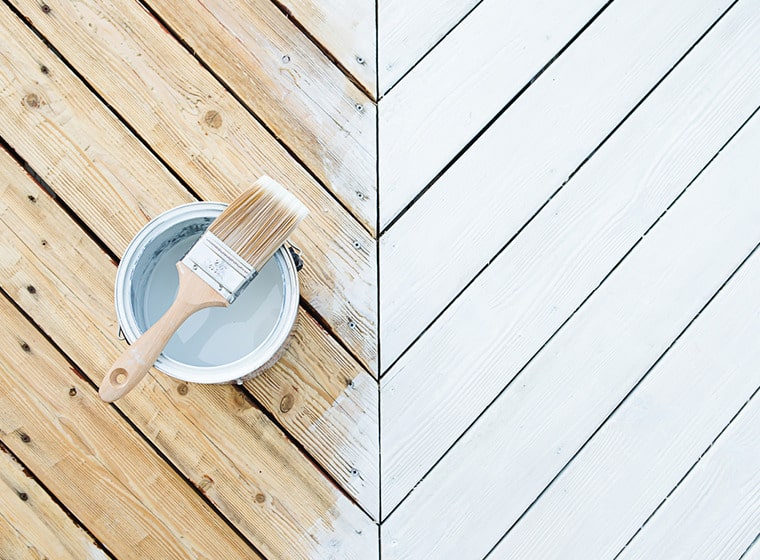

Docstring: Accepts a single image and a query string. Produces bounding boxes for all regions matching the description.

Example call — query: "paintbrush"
[99,176,308,402]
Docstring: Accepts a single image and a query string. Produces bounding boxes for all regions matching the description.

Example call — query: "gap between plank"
[739,533,760,560]
[377,0,614,237]
[484,241,760,559]
[378,0,739,378]
[0,440,116,559]
[380,97,759,523]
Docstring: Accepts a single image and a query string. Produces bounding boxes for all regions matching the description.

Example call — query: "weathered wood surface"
[275,0,376,97]
[0,296,259,558]
[145,0,377,233]
[0,148,377,558]
[617,391,760,560]
[379,0,735,369]
[381,0,760,518]
[0,4,379,516]
[0,446,108,560]
[7,0,378,374]
[377,0,605,228]
[378,0,479,95]
[383,90,760,559]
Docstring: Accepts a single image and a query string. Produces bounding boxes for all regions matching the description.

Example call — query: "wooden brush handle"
[99,262,228,402]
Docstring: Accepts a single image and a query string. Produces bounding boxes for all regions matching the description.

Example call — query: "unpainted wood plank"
[379,0,736,369]
[7,0,378,373]
[0,301,258,559]
[275,0,376,97]
[381,98,760,558]
[377,0,605,228]
[145,0,377,233]
[490,252,760,559]
[0,446,109,560]
[381,0,760,519]
[0,147,379,556]
[0,5,379,515]
[616,393,760,560]
[378,0,479,94]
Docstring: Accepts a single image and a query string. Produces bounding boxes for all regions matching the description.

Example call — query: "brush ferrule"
[181,232,257,303]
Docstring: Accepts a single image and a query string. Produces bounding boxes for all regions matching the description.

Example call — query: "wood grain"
[0,299,258,559]
[145,0,377,233]
[379,0,734,369]
[0,446,108,560]
[377,0,605,228]
[378,0,479,94]
[491,250,760,559]
[0,147,378,556]
[0,4,380,515]
[381,98,760,559]
[381,0,760,519]
[617,393,760,560]
[6,0,378,373]
[276,0,376,97]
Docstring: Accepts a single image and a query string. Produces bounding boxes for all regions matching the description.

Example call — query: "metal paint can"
[115,202,300,385]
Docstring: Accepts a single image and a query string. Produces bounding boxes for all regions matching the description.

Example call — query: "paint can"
[114,201,301,385]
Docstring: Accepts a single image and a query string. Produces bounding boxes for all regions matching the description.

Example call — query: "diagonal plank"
[0,446,108,559]
[0,298,258,559]
[0,5,379,515]
[380,0,736,370]
[377,0,480,95]
[274,0,376,98]
[0,148,377,557]
[382,99,760,558]
[378,0,606,228]
[7,0,378,373]
[144,0,377,233]
[490,251,760,559]
[381,0,760,517]
[616,391,760,560]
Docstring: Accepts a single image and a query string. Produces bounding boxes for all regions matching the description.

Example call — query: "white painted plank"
[276,0,376,97]
[381,0,760,519]
[616,394,760,560]
[377,0,605,228]
[379,0,735,369]
[382,101,760,559]
[744,539,760,560]
[490,259,760,560]
[378,0,479,95]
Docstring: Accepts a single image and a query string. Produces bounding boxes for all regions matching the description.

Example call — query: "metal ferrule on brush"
[181,231,257,303]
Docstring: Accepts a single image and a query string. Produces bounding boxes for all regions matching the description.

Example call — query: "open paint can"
[114,202,301,385]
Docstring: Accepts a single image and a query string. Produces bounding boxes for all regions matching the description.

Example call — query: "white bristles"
[208,176,308,271]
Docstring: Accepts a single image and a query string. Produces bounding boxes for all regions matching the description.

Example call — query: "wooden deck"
[0,0,758,558]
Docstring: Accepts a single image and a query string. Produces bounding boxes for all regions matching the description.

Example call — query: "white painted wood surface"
[379,0,734,370]
[490,251,760,559]
[377,0,605,228]
[381,0,760,518]
[616,392,760,560]
[378,0,479,95]
[382,99,760,559]
[276,0,376,96]
[744,540,760,560]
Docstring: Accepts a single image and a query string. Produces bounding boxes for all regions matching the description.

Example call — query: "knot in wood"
[203,110,222,129]
[177,383,189,395]
[255,493,266,503]
[279,393,295,413]
[24,94,40,109]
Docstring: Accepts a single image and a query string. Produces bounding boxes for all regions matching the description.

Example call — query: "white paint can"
[115,202,300,385]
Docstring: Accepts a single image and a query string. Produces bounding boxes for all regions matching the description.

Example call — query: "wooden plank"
[381,100,760,558]
[378,0,479,95]
[275,0,376,97]
[744,540,760,560]
[381,0,760,518]
[490,258,760,559]
[379,0,735,369]
[616,394,760,560]
[6,0,378,374]
[377,0,605,228]
[145,0,377,233]
[0,5,379,515]
[0,149,378,556]
[0,446,109,560]
[0,300,258,559]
